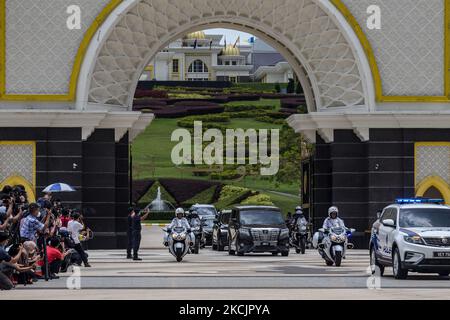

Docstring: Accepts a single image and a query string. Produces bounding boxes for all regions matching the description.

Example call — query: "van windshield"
[240,210,285,226]
[399,208,450,228]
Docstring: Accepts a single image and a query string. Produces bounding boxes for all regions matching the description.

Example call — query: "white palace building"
[140,31,294,83]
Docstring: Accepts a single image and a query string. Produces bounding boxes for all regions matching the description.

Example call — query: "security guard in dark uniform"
[126,208,134,259]
[130,207,150,261]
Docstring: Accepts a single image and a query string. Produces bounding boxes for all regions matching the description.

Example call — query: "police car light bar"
[395,198,445,204]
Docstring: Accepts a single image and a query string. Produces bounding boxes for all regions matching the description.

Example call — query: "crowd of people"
[0,185,91,291]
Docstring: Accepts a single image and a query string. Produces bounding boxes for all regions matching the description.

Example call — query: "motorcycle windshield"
[331,227,345,235]
[173,227,186,233]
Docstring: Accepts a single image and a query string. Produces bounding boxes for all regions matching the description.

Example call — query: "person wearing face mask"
[19,203,50,243]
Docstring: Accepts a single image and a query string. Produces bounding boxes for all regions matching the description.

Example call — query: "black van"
[228,206,290,256]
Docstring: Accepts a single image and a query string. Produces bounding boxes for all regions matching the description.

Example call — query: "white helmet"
[175,208,185,217]
[328,206,339,218]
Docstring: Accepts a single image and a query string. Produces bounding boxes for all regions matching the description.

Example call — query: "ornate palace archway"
[76,0,375,113]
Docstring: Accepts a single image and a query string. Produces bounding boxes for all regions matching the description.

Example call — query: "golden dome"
[185,31,206,40]
[222,45,241,56]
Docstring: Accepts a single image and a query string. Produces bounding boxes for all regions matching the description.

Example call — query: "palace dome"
[185,31,206,40]
[221,45,241,56]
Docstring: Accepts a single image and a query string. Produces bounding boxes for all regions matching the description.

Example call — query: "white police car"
[370,198,450,279]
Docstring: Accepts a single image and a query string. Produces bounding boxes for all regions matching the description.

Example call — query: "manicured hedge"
[224,104,276,113]
[159,178,221,204]
[133,98,168,107]
[241,194,274,206]
[226,94,260,102]
[214,185,256,210]
[143,211,174,221]
[182,185,220,207]
[210,170,243,180]
[132,179,155,203]
[281,98,307,109]
[134,89,169,99]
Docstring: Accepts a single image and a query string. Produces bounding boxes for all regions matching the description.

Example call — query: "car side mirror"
[376,211,382,219]
[383,219,396,228]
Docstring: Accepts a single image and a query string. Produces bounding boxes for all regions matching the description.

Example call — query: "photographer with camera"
[20,203,51,243]
[68,213,91,267]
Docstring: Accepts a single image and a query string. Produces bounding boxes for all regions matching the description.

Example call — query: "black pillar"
[115,133,130,249]
[82,129,118,249]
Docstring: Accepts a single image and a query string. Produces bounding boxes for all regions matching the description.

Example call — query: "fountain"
[145,187,175,212]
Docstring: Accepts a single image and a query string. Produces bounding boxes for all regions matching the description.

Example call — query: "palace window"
[188,60,209,73]
[172,59,179,73]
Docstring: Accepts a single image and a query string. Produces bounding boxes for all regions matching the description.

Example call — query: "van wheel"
[438,272,450,277]
[393,248,408,279]
[370,247,385,276]
[237,251,244,256]
[281,251,289,257]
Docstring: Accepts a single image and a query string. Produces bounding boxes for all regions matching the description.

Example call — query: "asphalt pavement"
[3,226,450,300]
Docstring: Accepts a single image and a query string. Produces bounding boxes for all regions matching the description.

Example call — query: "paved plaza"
[2,226,450,300]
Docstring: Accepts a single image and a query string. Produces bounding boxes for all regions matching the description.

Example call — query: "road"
[3,226,450,300]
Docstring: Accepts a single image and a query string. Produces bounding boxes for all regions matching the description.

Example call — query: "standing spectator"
[20,203,50,242]
[68,213,91,267]
[131,208,150,261]
[126,207,134,259]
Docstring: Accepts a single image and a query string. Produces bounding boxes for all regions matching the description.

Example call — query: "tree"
[272,124,303,184]
[287,79,295,94]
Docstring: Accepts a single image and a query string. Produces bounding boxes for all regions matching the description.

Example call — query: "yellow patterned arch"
[0,175,36,203]
[0,0,122,101]
[416,176,450,205]
[1,0,449,103]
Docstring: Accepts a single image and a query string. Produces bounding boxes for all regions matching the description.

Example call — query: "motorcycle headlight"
[299,225,307,231]
[404,235,424,245]
[330,234,338,242]
[172,233,186,241]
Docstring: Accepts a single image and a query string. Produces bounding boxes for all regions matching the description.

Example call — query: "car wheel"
[370,247,385,276]
[237,251,244,256]
[393,248,408,280]
[438,272,450,277]
[281,251,289,257]
[272,252,278,256]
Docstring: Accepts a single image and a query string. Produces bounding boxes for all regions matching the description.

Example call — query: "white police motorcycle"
[313,227,355,266]
[291,217,309,254]
[164,226,191,262]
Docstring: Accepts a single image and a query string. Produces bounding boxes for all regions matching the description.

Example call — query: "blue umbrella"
[42,183,76,193]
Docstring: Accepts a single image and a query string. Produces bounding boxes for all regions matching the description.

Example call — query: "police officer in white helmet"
[164,208,194,247]
[322,206,345,230]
